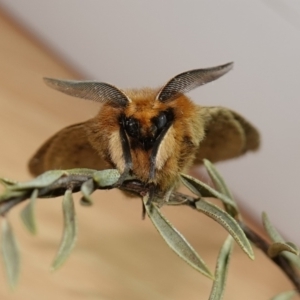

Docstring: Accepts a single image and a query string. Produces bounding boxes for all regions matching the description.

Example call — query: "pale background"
[0,1,298,299]
[1,0,300,244]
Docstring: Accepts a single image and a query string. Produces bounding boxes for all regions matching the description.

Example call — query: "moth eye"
[154,112,167,130]
[125,117,140,137]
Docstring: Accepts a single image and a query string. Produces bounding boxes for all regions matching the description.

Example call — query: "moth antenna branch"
[157,62,234,102]
[43,78,131,107]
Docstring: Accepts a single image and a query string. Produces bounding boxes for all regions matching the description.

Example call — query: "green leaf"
[51,190,77,270]
[1,218,20,288]
[195,199,254,260]
[0,178,18,188]
[80,179,95,206]
[180,174,238,217]
[268,242,299,258]
[0,189,26,203]
[63,168,97,176]
[93,169,121,187]
[284,252,300,270]
[20,189,38,235]
[9,170,66,191]
[209,235,234,300]
[262,212,300,269]
[203,160,234,200]
[270,290,296,300]
[262,212,285,243]
[143,194,214,279]
[203,159,238,217]
[286,242,299,253]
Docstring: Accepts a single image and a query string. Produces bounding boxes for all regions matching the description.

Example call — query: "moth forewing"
[28,123,109,175]
[194,107,260,164]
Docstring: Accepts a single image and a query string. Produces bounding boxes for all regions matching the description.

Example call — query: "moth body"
[29,62,260,201]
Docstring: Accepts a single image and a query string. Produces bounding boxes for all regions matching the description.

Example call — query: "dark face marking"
[124,108,174,151]
[119,116,133,171]
[151,111,167,137]
[125,117,140,139]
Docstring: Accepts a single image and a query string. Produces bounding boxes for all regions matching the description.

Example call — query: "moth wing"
[28,122,109,175]
[194,107,260,164]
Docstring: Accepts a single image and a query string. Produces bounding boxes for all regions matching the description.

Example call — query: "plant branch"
[0,172,299,293]
[239,221,300,293]
[178,197,300,293]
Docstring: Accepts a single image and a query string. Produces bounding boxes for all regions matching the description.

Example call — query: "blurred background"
[0,1,299,299]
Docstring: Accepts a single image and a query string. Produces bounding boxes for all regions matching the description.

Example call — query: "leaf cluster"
[0,161,299,299]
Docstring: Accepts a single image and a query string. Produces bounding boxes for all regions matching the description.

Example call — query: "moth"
[29,62,259,202]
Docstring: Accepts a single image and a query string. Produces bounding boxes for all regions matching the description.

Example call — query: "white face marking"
[108,131,125,173]
[155,125,176,170]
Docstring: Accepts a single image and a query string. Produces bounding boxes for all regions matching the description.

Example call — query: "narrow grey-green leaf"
[93,169,121,187]
[270,290,296,300]
[203,159,234,200]
[64,168,97,176]
[203,159,237,217]
[0,178,18,188]
[284,251,300,270]
[20,189,38,234]
[286,242,299,254]
[10,170,66,191]
[268,242,299,258]
[51,190,77,270]
[209,235,234,300]
[0,189,26,203]
[180,174,238,217]
[195,199,254,260]
[1,219,20,288]
[262,212,285,243]
[80,179,95,206]
[143,195,214,279]
[262,212,300,269]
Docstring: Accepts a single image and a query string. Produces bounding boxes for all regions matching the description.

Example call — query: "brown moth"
[29,62,260,202]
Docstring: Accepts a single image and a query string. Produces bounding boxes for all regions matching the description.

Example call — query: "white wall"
[1,0,300,243]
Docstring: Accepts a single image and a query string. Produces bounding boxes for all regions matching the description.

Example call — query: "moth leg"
[113,118,133,187]
[161,188,173,204]
[145,184,173,207]
[143,186,173,220]
[141,186,158,220]
[141,199,147,220]
[155,188,173,207]
[141,184,158,219]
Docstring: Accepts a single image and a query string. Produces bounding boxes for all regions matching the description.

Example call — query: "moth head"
[122,106,174,151]
[43,62,233,151]
[121,62,233,149]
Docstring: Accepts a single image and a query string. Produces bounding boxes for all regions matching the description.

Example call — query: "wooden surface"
[0,10,295,300]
